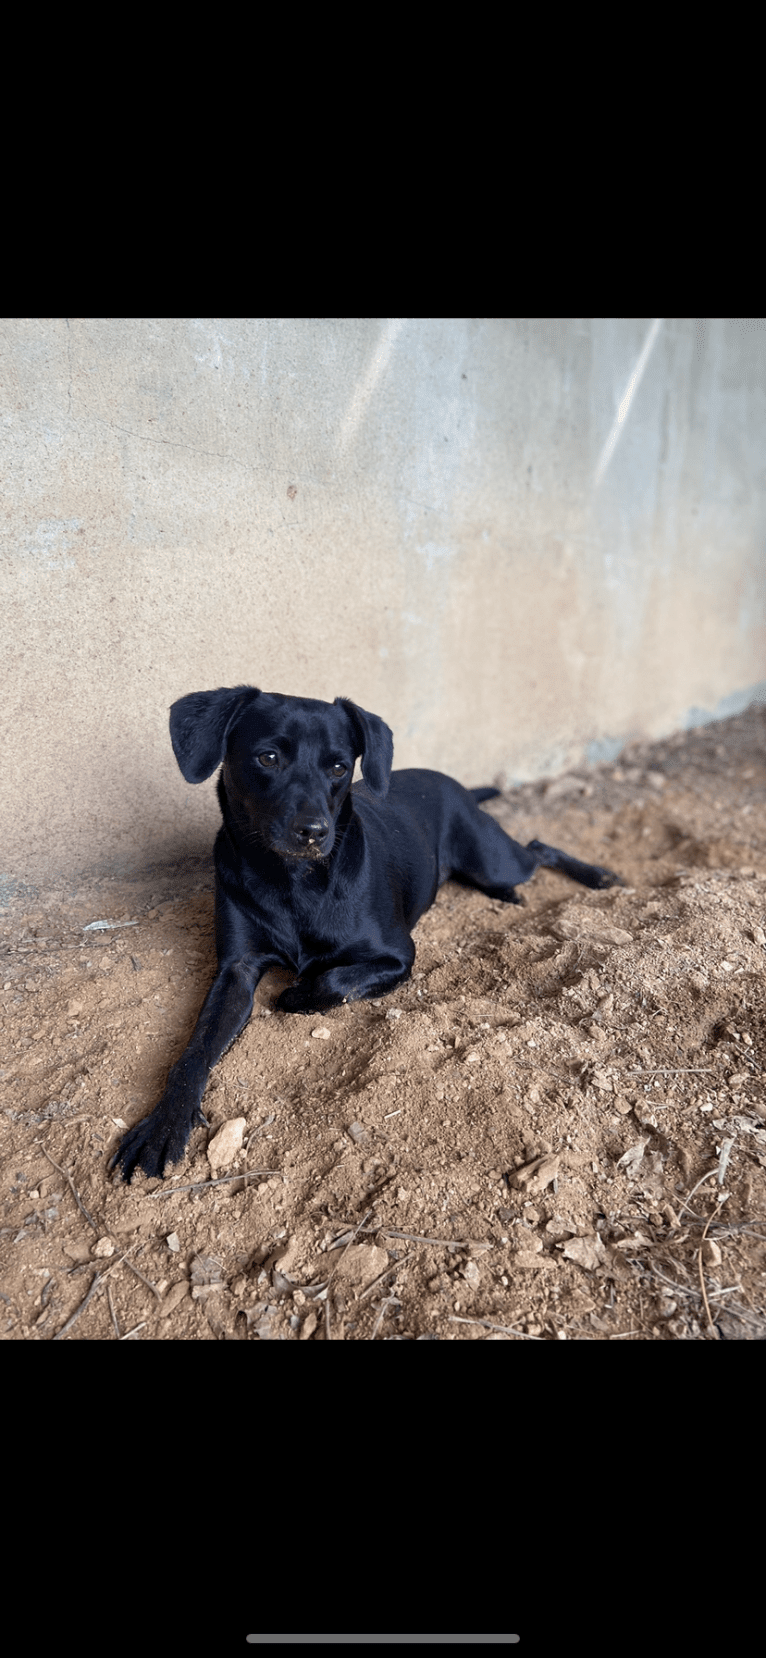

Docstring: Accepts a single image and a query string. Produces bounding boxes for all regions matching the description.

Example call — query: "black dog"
[112,686,621,1181]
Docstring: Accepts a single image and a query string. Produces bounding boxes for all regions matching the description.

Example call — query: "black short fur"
[111,686,622,1181]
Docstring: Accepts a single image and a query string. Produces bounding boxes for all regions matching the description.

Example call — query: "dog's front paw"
[109,1099,207,1182]
[276,980,342,1014]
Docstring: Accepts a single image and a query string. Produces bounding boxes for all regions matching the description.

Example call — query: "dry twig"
[106,1285,121,1339]
[358,1253,414,1301]
[324,1209,373,1291]
[124,1257,162,1301]
[53,1272,103,1340]
[149,1168,278,1196]
[448,1314,545,1339]
[370,1295,400,1339]
[42,1148,99,1233]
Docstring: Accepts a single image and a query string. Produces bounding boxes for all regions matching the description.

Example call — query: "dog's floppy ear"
[169,686,261,783]
[335,697,393,797]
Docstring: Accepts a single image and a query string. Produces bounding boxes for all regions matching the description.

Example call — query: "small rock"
[166,1232,180,1252]
[331,1244,388,1287]
[617,1138,649,1175]
[545,773,589,799]
[245,1303,278,1337]
[158,1281,189,1318]
[545,1215,576,1238]
[553,908,632,946]
[634,1104,659,1129]
[311,1026,331,1039]
[701,1239,722,1267]
[206,1116,246,1171]
[561,1233,607,1271]
[191,1282,225,1301]
[92,1236,115,1258]
[510,1153,560,1195]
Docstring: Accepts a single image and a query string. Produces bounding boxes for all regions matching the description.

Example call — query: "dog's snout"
[291,814,330,846]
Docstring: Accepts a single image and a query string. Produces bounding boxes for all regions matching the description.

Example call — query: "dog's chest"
[250,878,354,969]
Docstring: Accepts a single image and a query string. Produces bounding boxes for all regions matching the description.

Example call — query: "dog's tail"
[470,786,502,804]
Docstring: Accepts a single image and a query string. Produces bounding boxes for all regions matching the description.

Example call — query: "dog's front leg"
[110,958,265,1181]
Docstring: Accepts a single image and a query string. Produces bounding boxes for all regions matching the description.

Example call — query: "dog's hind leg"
[525,839,623,890]
[447,802,622,900]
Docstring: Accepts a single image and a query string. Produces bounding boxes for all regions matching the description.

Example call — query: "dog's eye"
[258,752,278,768]
[330,763,347,777]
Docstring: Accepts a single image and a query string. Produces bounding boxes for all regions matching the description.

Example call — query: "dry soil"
[2,705,766,1340]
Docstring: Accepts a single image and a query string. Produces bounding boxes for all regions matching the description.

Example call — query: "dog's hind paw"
[593,866,625,889]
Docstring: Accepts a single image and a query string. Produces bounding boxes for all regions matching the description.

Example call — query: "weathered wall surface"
[1,317,764,891]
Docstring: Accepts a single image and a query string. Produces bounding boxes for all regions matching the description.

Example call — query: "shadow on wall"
[585,680,766,768]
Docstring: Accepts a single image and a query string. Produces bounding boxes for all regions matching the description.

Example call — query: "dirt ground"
[3,703,766,1340]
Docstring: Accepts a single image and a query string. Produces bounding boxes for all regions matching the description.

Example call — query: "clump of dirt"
[2,705,766,1340]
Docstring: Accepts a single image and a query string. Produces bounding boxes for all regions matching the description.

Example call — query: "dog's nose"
[291,815,330,845]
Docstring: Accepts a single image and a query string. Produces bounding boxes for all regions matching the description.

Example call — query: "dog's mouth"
[273,832,334,862]
[240,813,334,861]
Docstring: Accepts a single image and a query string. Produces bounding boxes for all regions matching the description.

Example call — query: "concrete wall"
[1,317,765,893]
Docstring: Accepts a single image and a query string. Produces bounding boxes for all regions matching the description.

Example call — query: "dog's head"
[169,685,393,859]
